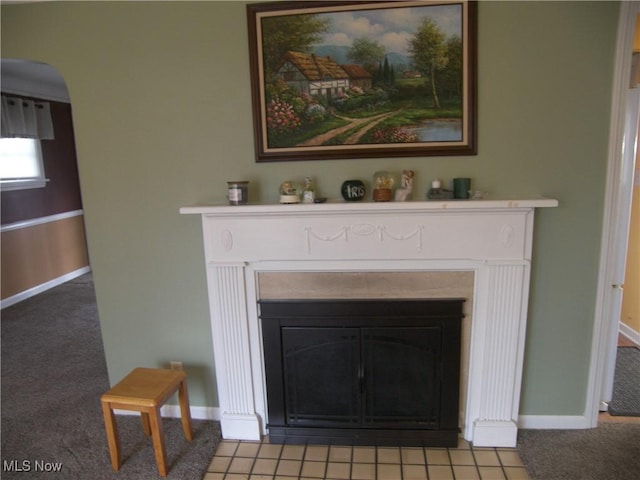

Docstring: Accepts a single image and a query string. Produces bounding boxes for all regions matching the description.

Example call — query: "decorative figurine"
[302,177,315,204]
[394,170,414,201]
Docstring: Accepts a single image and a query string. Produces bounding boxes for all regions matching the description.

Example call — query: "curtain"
[1,95,55,140]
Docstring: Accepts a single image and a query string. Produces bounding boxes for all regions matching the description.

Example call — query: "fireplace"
[180,197,558,447]
[260,298,464,446]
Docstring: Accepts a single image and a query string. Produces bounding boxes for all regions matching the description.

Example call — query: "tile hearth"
[202,437,529,480]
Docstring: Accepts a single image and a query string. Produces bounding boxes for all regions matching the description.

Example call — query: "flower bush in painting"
[305,103,327,123]
[371,126,419,144]
[266,97,301,136]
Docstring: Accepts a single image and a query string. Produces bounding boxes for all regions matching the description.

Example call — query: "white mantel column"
[468,262,530,447]
[206,262,261,440]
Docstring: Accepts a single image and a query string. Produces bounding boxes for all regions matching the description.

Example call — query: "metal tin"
[227,181,249,205]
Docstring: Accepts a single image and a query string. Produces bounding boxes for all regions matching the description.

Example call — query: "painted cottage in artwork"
[275,51,351,102]
[340,64,372,91]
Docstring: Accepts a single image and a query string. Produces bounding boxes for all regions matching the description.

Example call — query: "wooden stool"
[101,368,193,477]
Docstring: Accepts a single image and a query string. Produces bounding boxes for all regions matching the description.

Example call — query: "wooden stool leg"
[148,407,168,477]
[101,401,121,471]
[140,412,152,436]
[178,379,193,441]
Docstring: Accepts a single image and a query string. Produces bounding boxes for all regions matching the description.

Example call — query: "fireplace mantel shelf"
[180,197,558,217]
[182,196,558,447]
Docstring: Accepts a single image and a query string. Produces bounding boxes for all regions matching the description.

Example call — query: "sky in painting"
[317,3,462,57]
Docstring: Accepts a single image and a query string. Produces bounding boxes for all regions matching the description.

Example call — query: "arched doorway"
[1,59,90,306]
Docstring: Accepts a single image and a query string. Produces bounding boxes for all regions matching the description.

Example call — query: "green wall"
[1,1,619,416]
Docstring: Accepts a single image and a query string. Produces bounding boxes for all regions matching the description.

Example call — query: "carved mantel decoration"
[181,198,558,447]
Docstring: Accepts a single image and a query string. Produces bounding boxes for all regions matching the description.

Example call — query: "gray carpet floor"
[517,422,640,480]
[1,273,220,479]
[609,346,640,416]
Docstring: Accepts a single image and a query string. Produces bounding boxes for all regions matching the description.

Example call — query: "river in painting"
[408,118,462,142]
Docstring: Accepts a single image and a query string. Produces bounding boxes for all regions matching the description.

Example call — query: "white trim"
[0,178,48,192]
[619,322,640,346]
[1,209,83,233]
[0,266,90,309]
[518,415,591,430]
[115,405,220,421]
[588,1,640,428]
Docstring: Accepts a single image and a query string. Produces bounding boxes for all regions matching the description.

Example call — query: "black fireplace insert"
[260,298,464,446]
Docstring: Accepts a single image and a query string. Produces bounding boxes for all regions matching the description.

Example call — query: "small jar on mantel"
[372,171,394,202]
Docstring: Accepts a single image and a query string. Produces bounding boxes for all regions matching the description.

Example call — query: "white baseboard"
[518,415,591,430]
[0,266,91,309]
[619,322,640,346]
[115,405,220,421]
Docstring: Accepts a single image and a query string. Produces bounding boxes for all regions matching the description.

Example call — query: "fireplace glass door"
[260,299,463,446]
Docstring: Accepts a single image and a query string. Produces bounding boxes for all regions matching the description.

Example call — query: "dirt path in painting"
[299,108,404,146]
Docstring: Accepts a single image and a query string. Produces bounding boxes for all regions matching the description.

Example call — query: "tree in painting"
[408,18,448,110]
[347,38,386,76]
[261,14,330,79]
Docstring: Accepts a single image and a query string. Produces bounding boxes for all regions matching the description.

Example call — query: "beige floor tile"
[428,465,455,480]
[402,463,428,480]
[236,442,261,458]
[473,450,501,466]
[352,447,376,463]
[426,448,451,465]
[276,459,302,477]
[351,462,376,480]
[504,467,530,480]
[453,465,480,479]
[402,447,426,465]
[252,458,277,475]
[497,450,524,467]
[301,460,326,478]
[281,444,305,460]
[228,457,254,474]
[202,473,225,480]
[326,461,351,479]
[377,463,402,479]
[224,474,250,480]
[214,441,239,456]
[478,466,507,480]
[449,449,475,465]
[329,445,352,462]
[208,455,231,473]
[258,443,282,459]
[305,445,329,461]
[205,438,529,480]
[377,446,401,463]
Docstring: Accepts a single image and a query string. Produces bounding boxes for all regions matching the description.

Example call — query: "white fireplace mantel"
[181,198,558,447]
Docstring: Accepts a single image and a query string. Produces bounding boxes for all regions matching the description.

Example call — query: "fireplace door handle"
[358,364,365,394]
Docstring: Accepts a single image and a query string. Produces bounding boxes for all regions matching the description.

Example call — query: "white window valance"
[1,95,55,140]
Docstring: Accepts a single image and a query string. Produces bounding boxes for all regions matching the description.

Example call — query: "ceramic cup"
[453,178,471,199]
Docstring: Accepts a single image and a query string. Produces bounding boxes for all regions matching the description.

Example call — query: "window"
[0,138,47,191]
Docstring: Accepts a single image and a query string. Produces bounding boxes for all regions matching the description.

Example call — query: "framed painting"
[247,0,477,162]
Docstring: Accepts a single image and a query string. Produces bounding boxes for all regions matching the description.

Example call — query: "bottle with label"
[302,177,315,204]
